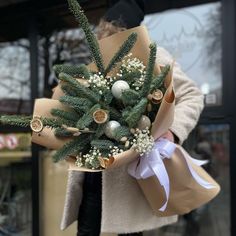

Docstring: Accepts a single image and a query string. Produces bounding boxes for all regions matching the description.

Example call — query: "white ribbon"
[128,138,216,212]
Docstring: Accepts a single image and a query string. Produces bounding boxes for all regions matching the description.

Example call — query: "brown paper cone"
[137,146,220,216]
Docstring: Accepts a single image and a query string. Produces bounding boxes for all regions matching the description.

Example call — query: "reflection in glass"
[143,2,222,106]
[0,39,30,100]
[0,39,31,114]
[39,27,90,97]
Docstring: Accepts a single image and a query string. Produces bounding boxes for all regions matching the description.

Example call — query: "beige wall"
[40,151,116,236]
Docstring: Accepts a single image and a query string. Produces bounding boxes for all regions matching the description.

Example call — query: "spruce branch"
[59,73,120,119]
[121,89,140,106]
[67,0,105,73]
[112,126,131,141]
[121,70,141,82]
[0,115,31,127]
[52,134,91,162]
[91,139,114,151]
[53,64,90,79]
[94,124,106,138]
[61,84,78,97]
[125,98,148,128]
[51,108,79,123]
[140,43,157,97]
[59,95,93,113]
[54,127,73,138]
[59,72,100,103]
[104,33,137,75]
[76,104,101,129]
[41,117,64,129]
[151,65,170,91]
[103,89,113,105]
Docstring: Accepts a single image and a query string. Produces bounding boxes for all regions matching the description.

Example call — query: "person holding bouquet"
[59,1,204,236]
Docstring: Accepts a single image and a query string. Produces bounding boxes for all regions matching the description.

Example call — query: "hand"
[160,130,175,143]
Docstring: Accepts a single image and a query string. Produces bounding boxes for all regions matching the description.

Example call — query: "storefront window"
[0,133,32,236]
[0,38,32,235]
[0,39,31,114]
[143,2,222,106]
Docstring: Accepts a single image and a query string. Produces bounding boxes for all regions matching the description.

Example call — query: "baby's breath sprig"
[118,53,146,91]
[75,156,84,167]
[120,53,146,74]
[88,72,115,94]
[75,147,102,169]
[131,128,154,156]
[109,146,124,157]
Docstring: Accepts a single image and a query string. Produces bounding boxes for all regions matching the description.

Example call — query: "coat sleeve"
[156,47,204,144]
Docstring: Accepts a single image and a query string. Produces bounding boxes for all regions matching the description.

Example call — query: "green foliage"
[125,98,148,128]
[104,33,137,75]
[59,73,120,120]
[112,126,131,141]
[94,124,106,138]
[151,64,170,91]
[54,127,73,138]
[121,89,140,106]
[121,70,141,81]
[102,89,113,105]
[41,117,64,129]
[59,95,93,113]
[91,139,114,151]
[59,73,100,103]
[51,108,79,123]
[0,115,31,127]
[52,134,91,162]
[76,104,100,129]
[68,0,105,73]
[61,84,78,97]
[122,106,132,120]
[140,43,157,97]
[53,64,90,79]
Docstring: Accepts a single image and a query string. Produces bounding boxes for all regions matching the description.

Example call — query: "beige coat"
[60,47,204,233]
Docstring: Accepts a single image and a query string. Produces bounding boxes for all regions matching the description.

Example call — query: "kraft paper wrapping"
[137,147,220,216]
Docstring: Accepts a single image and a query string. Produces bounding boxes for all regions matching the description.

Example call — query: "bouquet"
[0,0,220,216]
[1,0,174,171]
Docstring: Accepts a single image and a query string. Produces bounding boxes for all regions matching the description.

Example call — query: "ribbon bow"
[128,138,216,212]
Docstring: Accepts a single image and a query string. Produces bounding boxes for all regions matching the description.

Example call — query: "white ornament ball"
[111,80,130,99]
[137,115,151,130]
[104,120,121,139]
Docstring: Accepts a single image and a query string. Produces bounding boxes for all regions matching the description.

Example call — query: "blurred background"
[0,0,235,235]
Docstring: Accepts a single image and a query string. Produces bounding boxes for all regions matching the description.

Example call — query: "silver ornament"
[111,80,130,99]
[137,115,151,130]
[104,120,121,139]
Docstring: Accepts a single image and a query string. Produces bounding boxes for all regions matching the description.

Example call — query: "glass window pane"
[0,39,31,114]
[142,2,222,106]
[0,132,32,236]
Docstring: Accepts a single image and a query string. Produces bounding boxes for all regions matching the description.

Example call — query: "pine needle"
[53,134,91,162]
[68,0,105,73]
[104,33,137,75]
[140,43,157,97]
